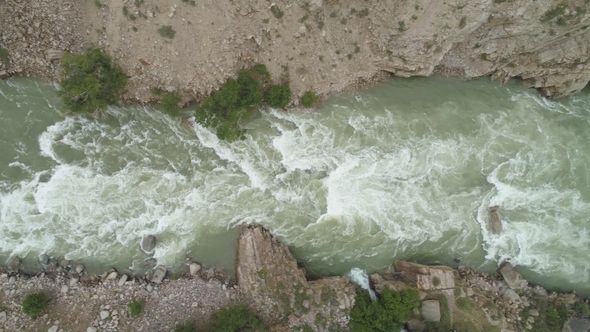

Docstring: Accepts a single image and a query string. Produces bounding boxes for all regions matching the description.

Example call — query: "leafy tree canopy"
[58,48,127,113]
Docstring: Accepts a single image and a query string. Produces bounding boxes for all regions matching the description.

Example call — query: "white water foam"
[347,268,376,300]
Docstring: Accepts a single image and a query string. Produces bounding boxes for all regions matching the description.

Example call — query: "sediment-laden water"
[1,76,589,295]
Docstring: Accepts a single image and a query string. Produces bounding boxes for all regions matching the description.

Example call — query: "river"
[1,76,589,295]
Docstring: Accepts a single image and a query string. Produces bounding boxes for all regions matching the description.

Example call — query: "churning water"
[1,76,589,295]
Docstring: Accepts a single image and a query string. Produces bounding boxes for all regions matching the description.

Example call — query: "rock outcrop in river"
[1,0,589,103]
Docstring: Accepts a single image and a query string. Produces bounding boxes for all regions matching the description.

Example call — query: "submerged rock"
[489,205,502,234]
[141,235,157,252]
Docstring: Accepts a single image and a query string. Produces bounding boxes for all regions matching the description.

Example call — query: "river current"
[1,76,589,295]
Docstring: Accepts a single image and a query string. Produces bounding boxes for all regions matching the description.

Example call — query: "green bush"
[299,91,320,107]
[0,46,9,63]
[207,304,266,332]
[573,301,590,318]
[128,298,145,317]
[22,292,49,320]
[265,85,291,108]
[174,321,198,332]
[158,25,176,38]
[161,92,182,115]
[350,288,419,332]
[195,64,278,141]
[58,48,128,113]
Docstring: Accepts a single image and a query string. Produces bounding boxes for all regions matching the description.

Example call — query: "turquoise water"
[1,76,589,295]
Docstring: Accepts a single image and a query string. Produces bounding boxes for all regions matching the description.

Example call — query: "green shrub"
[459,16,467,29]
[195,65,277,140]
[174,321,198,332]
[22,292,49,320]
[161,93,182,115]
[58,48,128,113]
[265,85,291,108]
[158,25,176,38]
[574,301,590,318]
[128,298,145,317]
[299,91,320,107]
[207,304,266,332]
[270,6,284,19]
[541,1,568,22]
[350,288,419,332]
[0,46,8,63]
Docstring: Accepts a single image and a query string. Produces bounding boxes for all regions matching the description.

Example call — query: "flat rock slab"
[421,300,441,322]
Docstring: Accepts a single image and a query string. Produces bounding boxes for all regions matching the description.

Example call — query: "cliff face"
[1,0,589,101]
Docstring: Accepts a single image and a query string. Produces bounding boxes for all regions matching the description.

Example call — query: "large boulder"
[562,318,590,332]
[498,262,526,290]
[489,206,502,234]
[421,300,441,322]
[141,235,157,252]
[392,261,455,290]
[151,265,167,284]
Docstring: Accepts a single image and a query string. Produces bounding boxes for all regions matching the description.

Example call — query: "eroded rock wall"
[1,0,589,101]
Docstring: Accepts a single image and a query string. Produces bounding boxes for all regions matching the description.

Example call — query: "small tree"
[22,292,49,320]
[350,288,419,332]
[265,85,291,108]
[58,48,127,113]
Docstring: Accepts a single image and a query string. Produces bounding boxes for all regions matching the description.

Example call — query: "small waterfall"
[347,268,376,300]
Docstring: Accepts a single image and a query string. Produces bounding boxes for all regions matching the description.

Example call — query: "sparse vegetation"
[58,48,128,113]
[398,20,407,32]
[270,5,284,19]
[541,1,568,23]
[481,53,489,61]
[206,304,267,332]
[330,11,338,18]
[134,0,144,7]
[494,0,507,3]
[94,0,103,8]
[299,15,308,23]
[132,26,138,32]
[128,298,145,317]
[356,8,369,18]
[158,25,176,39]
[263,18,269,23]
[459,16,467,29]
[0,46,9,63]
[122,6,129,17]
[174,321,198,332]
[160,93,182,115]
[300,91,320,107]
[350,288,419,332]
[22,292,49,320]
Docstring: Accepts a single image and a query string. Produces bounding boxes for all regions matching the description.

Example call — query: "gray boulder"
[562,318,590,332]
[189,263,201,276]
[100,310,109,320]
[489,206,502,234]
[0,70,10,80]
[152,265,167,284]
[498,262,526,290]
[75,264,85,273]
[48,326,59,332]
[39,254,49,265]
[421,300,441,322]
[118,274,128,286]
[141,235,157,252]
[407,319,426,332]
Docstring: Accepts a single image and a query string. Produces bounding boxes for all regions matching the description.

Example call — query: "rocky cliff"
[1,0,589,102]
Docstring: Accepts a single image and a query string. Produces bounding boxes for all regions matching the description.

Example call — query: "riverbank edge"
[0,225,588,332]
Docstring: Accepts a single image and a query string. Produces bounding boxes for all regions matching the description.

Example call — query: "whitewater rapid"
[0,76,589,294]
